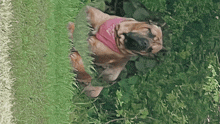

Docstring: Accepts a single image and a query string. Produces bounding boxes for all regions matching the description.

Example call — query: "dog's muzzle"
[124,32,152,52]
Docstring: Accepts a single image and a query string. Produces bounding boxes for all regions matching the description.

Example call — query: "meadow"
[1,0,219,123]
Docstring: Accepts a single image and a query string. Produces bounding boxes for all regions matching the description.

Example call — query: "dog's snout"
[124,32,150,51]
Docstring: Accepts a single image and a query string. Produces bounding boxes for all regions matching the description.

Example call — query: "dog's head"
[115,20,163,56]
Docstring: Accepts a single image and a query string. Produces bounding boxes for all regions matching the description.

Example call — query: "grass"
[10,0,52,123]
[10,0,87,123]
[6,0,220,123]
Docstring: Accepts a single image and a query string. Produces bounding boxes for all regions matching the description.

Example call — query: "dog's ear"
[152,44,162,54]
[149,25,162,41]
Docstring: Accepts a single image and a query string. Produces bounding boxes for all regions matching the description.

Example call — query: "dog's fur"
[69,6,163,97]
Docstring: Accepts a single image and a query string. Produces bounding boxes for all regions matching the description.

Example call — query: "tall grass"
[10,0,88,123]
[45,0,87,123]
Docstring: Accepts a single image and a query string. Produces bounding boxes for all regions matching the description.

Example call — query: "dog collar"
[96,17,125,54]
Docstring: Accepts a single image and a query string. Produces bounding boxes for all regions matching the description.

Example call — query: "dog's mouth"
[123,32,152,52]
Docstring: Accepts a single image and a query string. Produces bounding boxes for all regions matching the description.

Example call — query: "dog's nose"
[123,32,150,51]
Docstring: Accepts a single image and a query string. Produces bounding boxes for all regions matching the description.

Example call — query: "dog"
[69,6,163,97]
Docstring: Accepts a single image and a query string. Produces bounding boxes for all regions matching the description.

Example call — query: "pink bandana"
[96,18,125,54]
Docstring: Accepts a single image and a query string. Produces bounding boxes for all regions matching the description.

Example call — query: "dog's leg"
[101,57,130,82]
[68,22,103,97]
[70,52,92,85]
[68,22,91,84]
[70,52,103,98]
[87,36,130,81]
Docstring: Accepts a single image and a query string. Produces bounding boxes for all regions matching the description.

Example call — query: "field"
[1,0,219,123]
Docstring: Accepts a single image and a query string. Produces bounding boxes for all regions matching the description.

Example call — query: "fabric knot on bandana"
[96,17,125,54]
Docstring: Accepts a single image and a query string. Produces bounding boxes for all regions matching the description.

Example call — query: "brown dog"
[69,6,163,97]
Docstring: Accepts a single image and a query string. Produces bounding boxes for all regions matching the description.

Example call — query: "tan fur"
[69,6,164,97]
[70,52,91,85]
[115,21,163,55]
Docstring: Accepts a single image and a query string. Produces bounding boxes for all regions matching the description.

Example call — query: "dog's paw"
[100,68,122,82]
[83,85,103,98]
[70,52,79,65]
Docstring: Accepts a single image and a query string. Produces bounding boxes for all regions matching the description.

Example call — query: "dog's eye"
[147,47,153,53]
[148,29,155,38]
